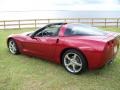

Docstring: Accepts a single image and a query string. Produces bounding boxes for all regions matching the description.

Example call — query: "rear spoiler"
[103,32,120,42]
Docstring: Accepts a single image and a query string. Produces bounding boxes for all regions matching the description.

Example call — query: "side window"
[64,28,73,36]
[35,25,61,37]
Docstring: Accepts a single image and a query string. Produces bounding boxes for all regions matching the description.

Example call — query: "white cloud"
[0,0,55,11]
[0,0,120,11]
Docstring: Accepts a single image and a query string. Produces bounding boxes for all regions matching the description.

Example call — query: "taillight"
[107,39,118,54]
[107,40,114,47]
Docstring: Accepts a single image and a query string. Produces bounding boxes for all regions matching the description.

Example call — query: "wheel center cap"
[71,59,76,64]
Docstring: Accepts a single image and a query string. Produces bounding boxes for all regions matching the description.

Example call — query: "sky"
[0,0,120,11]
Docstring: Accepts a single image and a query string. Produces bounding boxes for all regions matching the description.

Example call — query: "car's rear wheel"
[62,49,87,74]
[8,39,20,54]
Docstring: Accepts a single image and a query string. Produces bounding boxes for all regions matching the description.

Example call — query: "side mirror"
[30,36,38,40]
[30,32,37,39]
[30,34,35,39]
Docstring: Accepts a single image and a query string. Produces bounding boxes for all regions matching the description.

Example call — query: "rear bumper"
[88,51,118,70]
[98,53,117,68]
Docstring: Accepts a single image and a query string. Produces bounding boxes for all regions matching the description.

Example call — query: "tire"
[62,49,87,74]
[8,39,20,55]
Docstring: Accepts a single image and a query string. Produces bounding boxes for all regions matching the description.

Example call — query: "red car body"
[7,23,120,70]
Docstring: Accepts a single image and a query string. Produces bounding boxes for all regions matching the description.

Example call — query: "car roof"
[64,23,90,28]
[47,23,88,28]
[47,23,67,26]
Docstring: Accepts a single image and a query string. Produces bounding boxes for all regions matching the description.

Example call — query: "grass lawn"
[0,27,120,90]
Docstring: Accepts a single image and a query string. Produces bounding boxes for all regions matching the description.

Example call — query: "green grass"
[0,27,120,90]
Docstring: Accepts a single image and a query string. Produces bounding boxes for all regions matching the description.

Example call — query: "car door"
[34,36,58,60]
[21,35,43,56]
[23,24,61,61]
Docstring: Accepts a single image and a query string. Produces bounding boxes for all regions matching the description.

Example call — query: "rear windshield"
[64,24,107,36]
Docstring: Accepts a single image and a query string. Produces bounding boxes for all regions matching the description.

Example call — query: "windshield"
[64,24,107,36]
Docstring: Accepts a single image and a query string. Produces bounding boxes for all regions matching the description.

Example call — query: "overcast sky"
[0,0,120,11]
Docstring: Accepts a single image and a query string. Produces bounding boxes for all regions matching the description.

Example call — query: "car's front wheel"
[62,49,87,74]
[8,39,20,54]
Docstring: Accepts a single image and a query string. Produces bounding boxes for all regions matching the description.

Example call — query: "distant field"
[0,27,120,90]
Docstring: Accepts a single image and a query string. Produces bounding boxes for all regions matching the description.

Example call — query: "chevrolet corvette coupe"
[7,23,120,74]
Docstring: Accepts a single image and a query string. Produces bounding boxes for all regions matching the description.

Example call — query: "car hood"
[8,31,34,38]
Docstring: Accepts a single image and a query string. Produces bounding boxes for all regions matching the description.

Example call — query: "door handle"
[56,39,59,43]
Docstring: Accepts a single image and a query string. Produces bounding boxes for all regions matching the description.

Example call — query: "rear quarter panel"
[54,36,106,69]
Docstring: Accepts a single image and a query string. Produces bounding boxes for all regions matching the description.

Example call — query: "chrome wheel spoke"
[65,54,72,61]
[9,45,12,49]
[65,62,72,67]
[12,46,16,51]
[73,54,77,60]
[74,62,82,67]
[72,64,76,72]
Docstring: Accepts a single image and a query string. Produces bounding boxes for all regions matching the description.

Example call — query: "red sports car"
[7,23,120,74]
